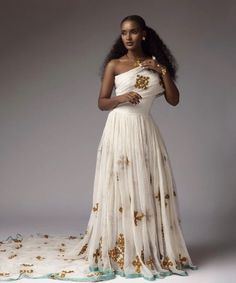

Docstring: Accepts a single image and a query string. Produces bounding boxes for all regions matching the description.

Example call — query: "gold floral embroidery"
[108,233,125,270]
[132,255,142,273]
[92,203,99,212]
[119,207,123,213]
[68,235,77,239]
[161,256,173,269]
[140,248,155,270]
[19,264,34,274]
[146,257,155,270]
[78,243,88,256]
[87,271,104,277]
[117,154,130,169]
[8,254,17,259]
[93,236,102,264]
[135,74,150,90]
[176,253,187,268]
[134,211,145,226]
[36,255,45,260]
[56,270,75,278]
[0,272,10,276]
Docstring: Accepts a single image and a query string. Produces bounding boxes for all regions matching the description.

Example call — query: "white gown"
[0,65,198,281]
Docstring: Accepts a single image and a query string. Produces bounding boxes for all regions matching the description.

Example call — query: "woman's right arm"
[98,60,142,111]
[97,59,121,111]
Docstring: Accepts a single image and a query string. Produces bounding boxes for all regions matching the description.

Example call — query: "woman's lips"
[126,42,134,46]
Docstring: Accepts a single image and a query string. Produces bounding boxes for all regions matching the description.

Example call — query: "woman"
[0,15,198,282]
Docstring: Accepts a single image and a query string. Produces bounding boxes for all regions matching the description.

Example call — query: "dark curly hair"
[99,15,178,82]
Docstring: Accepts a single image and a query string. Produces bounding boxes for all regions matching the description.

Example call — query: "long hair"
[99,15,178,82]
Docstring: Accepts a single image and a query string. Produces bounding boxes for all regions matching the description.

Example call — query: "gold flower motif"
[68,235,77,239]
[175,253,187,269]
[8,254,17,259]
[93,236,102,264]
[135,74,150,90]
[19,264,34,274]
[134,211,145,226]
[92,202,99,212]
[161,256,173,269]
[78,243,88,256]
[0,272,10,276]
[87,271,104,277]
[132,255,142,273]
[36,255,45,260]
[146,256,155,270]
[57,270,75,278]
[108,233,125,270]
[117,154,130,169]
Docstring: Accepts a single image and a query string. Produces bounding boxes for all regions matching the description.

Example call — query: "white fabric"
[0,65,198,281]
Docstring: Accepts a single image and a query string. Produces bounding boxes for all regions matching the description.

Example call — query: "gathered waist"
[110,104,151,117]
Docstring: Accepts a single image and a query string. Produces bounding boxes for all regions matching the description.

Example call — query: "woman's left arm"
[160,69,179,106]
[141,59,179,106]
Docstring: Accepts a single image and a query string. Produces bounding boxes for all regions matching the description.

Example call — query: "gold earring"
[142,37,146,40]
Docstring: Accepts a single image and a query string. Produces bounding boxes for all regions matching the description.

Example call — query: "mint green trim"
[0,264,198,282]
[0,233,198,281]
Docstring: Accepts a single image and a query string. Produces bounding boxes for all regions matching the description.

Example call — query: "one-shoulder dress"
[0,65,198,282]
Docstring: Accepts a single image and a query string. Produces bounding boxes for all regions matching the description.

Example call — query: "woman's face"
[120,20,144,50]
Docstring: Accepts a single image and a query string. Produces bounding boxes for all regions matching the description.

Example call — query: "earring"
[142,37,146,40]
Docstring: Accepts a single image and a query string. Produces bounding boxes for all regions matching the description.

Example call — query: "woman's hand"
[141,57,167,76]
[118,91,142,105]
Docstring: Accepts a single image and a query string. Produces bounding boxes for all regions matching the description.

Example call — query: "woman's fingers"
[128,92,142,104]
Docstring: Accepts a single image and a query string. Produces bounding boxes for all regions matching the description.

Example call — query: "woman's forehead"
[121,21,140,31]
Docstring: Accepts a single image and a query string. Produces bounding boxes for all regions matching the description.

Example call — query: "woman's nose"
[126,33,131,40]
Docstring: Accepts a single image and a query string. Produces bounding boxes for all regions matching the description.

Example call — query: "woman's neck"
[126,50,146,60]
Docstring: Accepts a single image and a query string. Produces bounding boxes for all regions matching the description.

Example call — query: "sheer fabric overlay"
[0,64,198,281]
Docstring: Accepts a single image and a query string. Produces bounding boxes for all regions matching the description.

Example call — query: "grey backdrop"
[0,0,235,254]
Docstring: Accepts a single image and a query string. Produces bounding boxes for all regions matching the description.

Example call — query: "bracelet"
[160,67,167,76]
[156,64,167,76]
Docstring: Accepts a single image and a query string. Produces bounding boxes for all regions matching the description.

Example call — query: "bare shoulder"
[111,56,130,76]
[105,55,141,76]
[103,58,121,77]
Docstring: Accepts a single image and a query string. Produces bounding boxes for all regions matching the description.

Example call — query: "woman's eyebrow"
[121,28,137,32]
